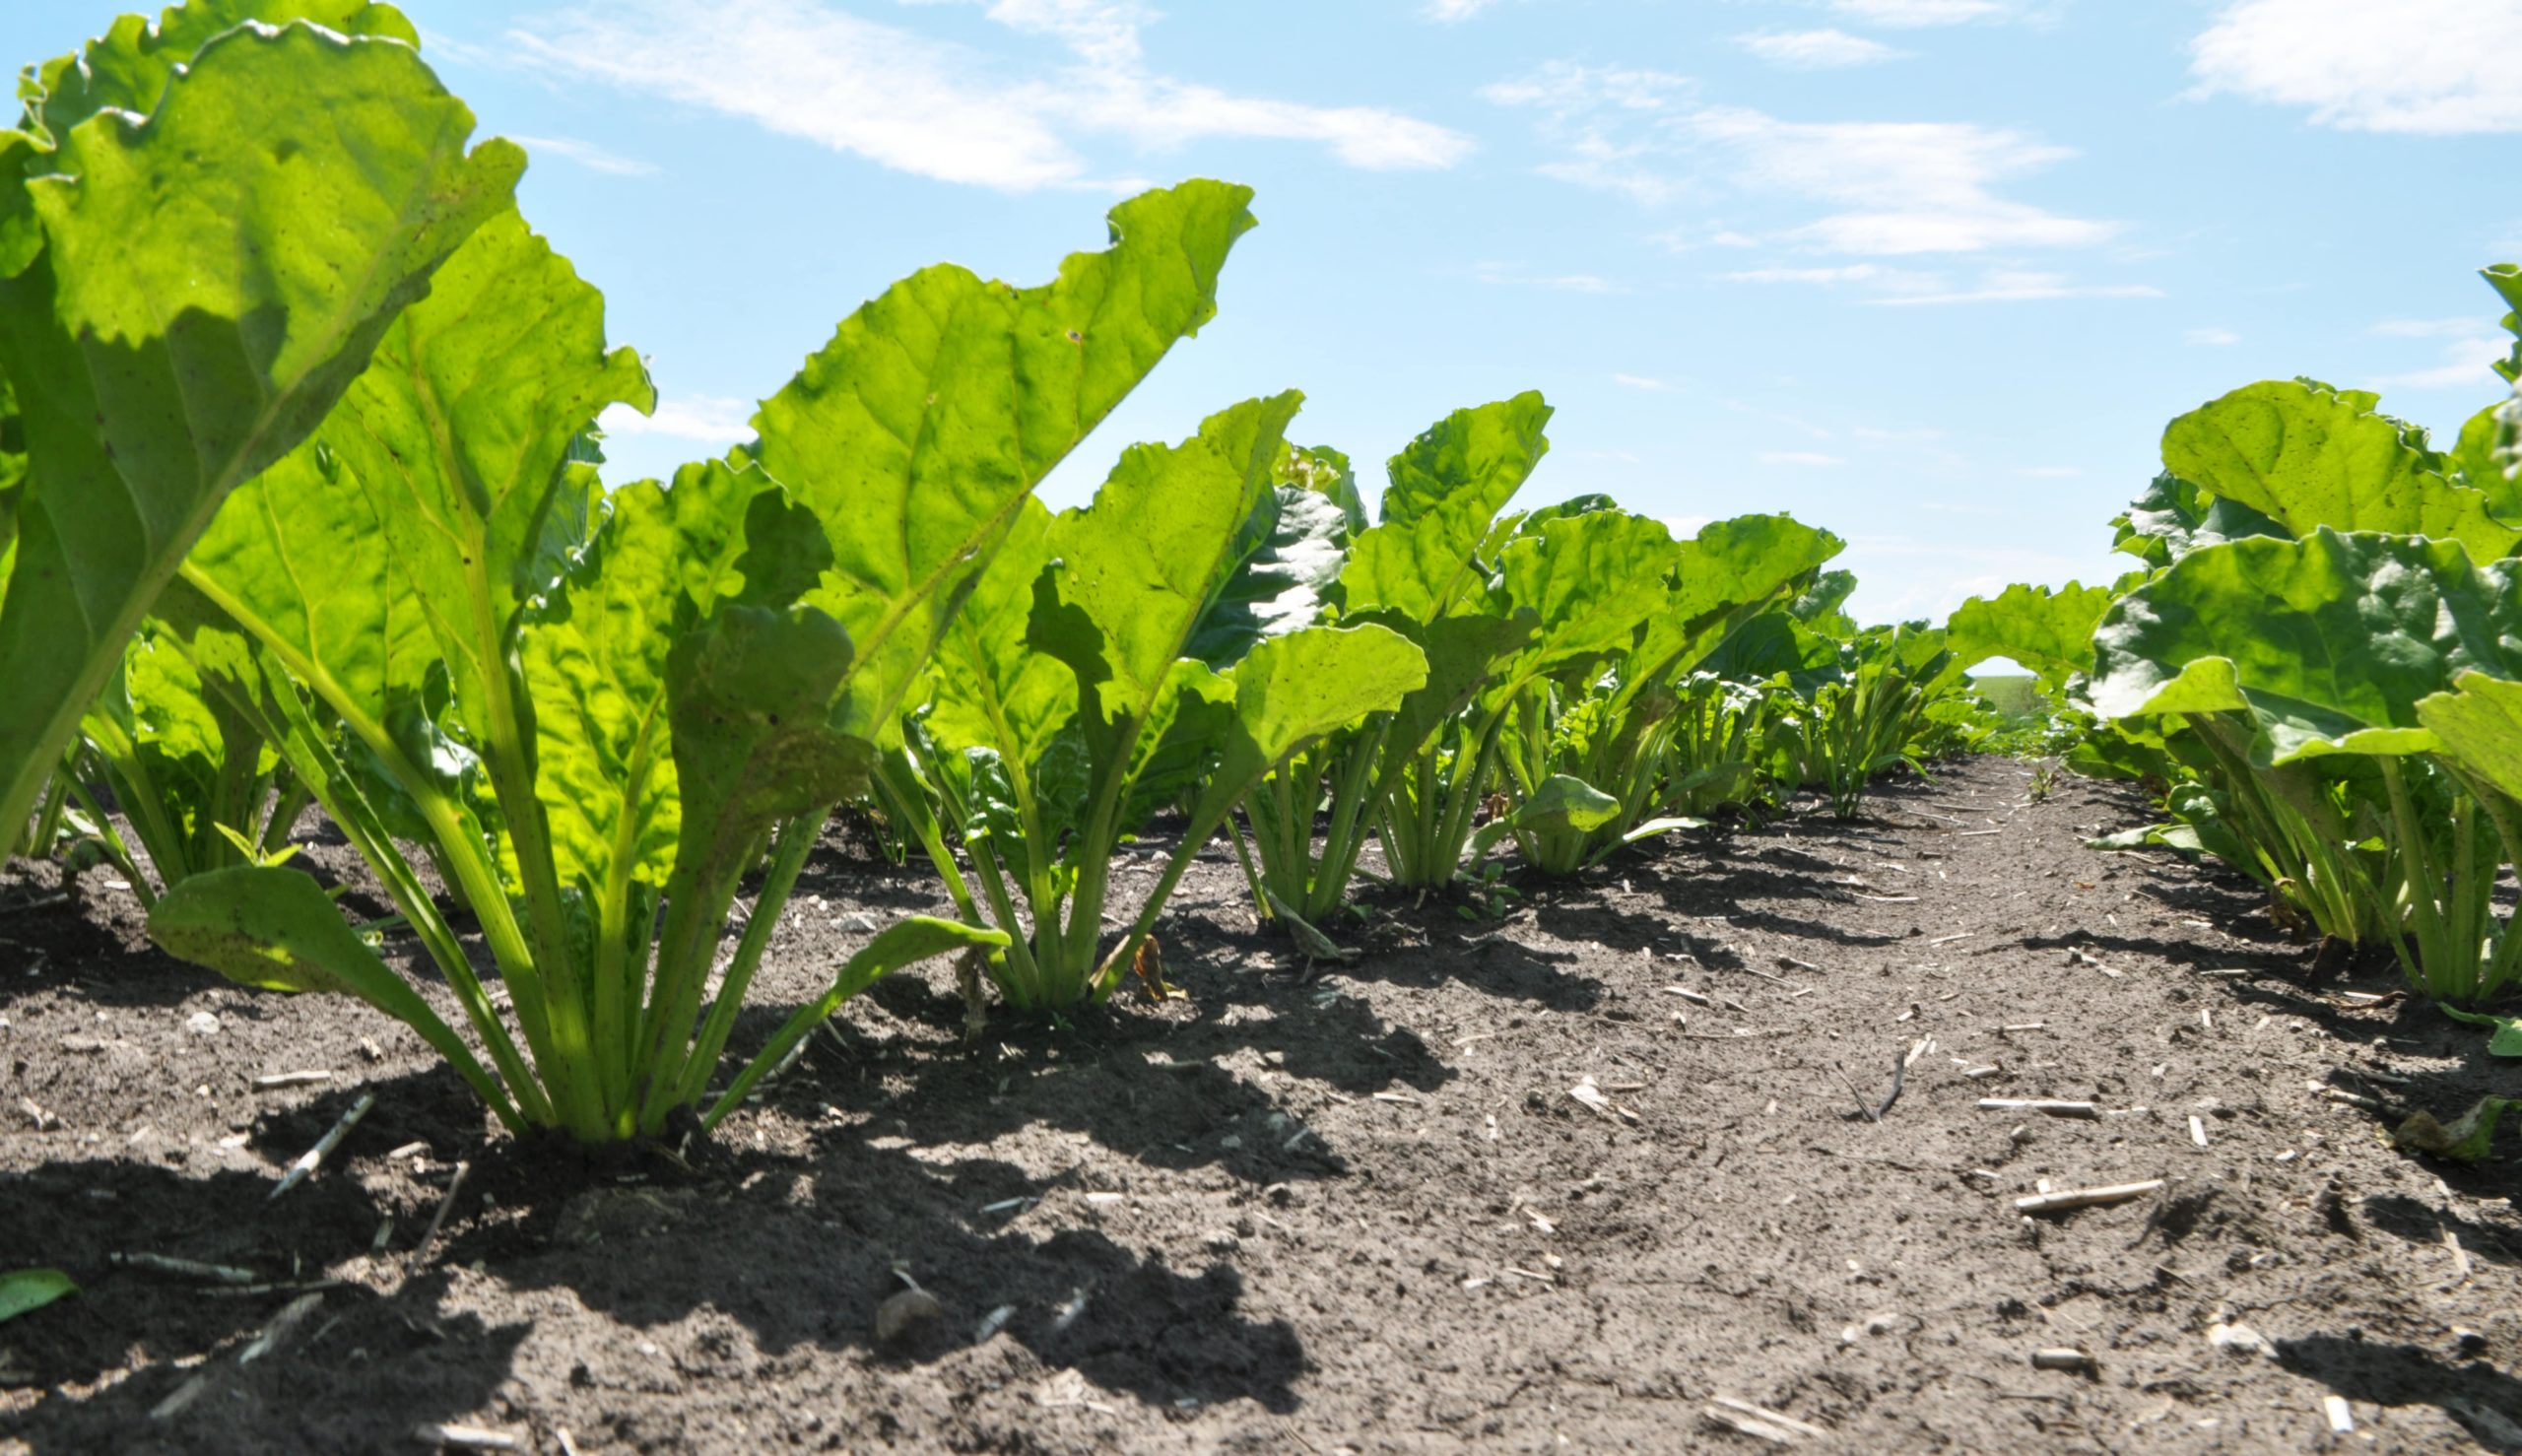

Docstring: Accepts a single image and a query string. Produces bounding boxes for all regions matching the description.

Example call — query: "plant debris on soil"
[3,759,2517,1453]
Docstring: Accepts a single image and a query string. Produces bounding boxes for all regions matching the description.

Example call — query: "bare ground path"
[2,756,2516,1452]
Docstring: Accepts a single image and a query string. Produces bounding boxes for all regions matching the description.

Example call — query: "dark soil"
[3,758,2518,1453]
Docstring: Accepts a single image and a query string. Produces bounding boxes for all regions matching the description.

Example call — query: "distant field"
[1968,674,2045,718]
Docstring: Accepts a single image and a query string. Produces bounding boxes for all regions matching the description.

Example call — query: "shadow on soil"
[2279,1334,2522,1449]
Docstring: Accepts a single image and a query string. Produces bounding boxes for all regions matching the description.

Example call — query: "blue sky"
[9,0,2519,621]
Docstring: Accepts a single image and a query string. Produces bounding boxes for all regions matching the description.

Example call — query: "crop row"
[0,6,2009,1148]
[1949,273,2522,1030]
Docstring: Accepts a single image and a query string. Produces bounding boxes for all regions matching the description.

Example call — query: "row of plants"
[0,4,2003,1151]
[1948,264,2522,1014]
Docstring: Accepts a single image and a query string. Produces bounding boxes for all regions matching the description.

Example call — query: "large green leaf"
[2110,470,2288,569]
[1945,581,2118,690]
[1341,393,1553,623]
[920,497,1070,769]
[148,864,511,1112]
[2089,531,2522,764]
[524,462,821,900]
[1630,513,1844,695]
[0,22,521,841]
[1193,623,1427,822]
[318,208,652,738]
[754,180,1258,743]
[20,3,418,149]
[1033,393,1301,738]
[2160,380,2522,561]
[1491,509,1678,695]
[2418,672,2522,804]
[1187,485,1353,666]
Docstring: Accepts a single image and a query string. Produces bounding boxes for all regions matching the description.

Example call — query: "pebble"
[876,1289,943,1347]
[2207,1322,2273,1358]
[184,1012,221,1036]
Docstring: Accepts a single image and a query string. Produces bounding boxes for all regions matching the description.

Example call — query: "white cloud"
[1473,263,1627,293]
[1829,0,2012,24]
[1423,0,1499,19]
[1759,450,1845,466]
[509,0,1471,191]
[1737,29,1907,68]
[2185,326,2241,346]
[2191,0,2522,135]
[1724,261,1945,292]
[1869,270,2162,305]
[1612,372,1678,391]
[510,134,658,177]
[1690,105,2118,254]
[1664,513,1714,537]
[2367,318,2510,390]
[1488,76,2120,258]
[600,395,758,445]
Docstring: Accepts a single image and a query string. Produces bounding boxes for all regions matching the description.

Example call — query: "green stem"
[665,816,818,1120]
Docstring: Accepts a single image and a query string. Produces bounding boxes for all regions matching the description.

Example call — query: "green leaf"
[1202,623,1428,809]
[1034,393,1302,738]
[2439,1005,2522,1057]
[0,21,522,842]
[2160,380,2522,561]
[1945,581,2118,689]
[1507,774,1621,837]
[1341,393,1553,623]
[525,461,819,900]
[147,865,512,1113]
[754,180,1258,743]
[1187,485,1353,665]
[2417,672,2522,804]
[22,4,419,150]
[1374,608,1540,758]
[317,208,653,740]
[664,604,868,873]
[1277,440,1366,535]
[920,497,1071,773]
[1491,509,1678,693]
[2109,470,2288,569]
[2391,1095,2516,1162]
[2487,262,2522,385]
[2449,404,2522,522]
[1634,513,1845,692]
[705,915,1009,1125]
[2089,531,2522,764]
[0,1269,76,1324]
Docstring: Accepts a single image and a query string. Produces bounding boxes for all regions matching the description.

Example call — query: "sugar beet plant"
[877,395,1427,1011]
[0,5,1266,1141]
[1950,264,2522,1004]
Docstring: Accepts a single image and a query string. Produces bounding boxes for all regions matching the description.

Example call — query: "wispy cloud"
[1724,261,1947,293]
[510,134,658,177]
[599,395,758,445]
[1828,0,2013,25]
[1487,71,2121,260]
[2191,0,2522,135]
[1422,0,1499,19]
[1472,263,1627,293]
[1869,270,2162,305]
[2367,317,2511,390]
[1759,450,1845,466]
[1737,29,1907,69]
[508,0,1471,191]
[2019,465,2082,477]
[2185,326,2241,346]
[1612,372,1678,391]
